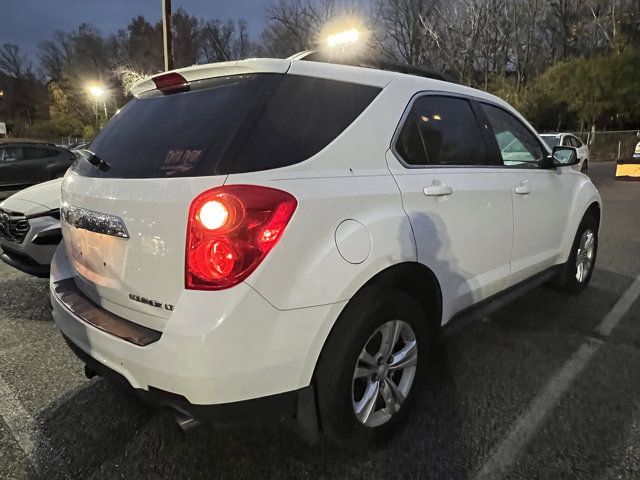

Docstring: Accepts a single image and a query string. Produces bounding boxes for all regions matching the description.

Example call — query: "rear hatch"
[61,59,382,330]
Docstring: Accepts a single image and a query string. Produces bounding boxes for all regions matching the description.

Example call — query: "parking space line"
[0,374,37,462]
[596,276,640,336]
[474,275,640,480]
[0,339,72,478]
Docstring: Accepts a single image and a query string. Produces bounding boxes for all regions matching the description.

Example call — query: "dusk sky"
[1,0,273,59]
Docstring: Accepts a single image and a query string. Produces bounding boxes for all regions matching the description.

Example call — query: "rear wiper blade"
[77,149,111,172]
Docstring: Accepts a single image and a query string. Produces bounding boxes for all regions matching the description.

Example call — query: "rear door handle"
[515,182,531,195]
[423,185,453,197]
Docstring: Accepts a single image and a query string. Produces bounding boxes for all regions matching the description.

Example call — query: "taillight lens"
[186,185,297,290]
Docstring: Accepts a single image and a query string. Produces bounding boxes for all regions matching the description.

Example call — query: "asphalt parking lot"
[0,161,639,479]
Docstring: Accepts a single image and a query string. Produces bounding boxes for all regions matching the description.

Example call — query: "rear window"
[73,74,381,178]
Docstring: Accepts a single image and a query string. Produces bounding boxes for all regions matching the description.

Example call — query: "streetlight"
[326,29,361,48]
[321,19,368,59]
[87,83,108,130]
[88,85,104,98]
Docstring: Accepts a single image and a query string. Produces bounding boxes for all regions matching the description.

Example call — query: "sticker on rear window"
[160,149,203,176]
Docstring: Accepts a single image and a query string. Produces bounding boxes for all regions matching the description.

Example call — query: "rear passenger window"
[395,96,488,166]
[481,103,544,168]
[0,147,22,162]
[22,147,57,160]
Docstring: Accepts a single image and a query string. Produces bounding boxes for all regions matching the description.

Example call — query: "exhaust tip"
[175,411,201,433]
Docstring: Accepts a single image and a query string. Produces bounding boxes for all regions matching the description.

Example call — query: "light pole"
[87,84,107,131]
[162,0,173,71]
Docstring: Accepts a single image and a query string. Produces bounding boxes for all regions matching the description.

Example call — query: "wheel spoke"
[359,350,377,368]
[380,320,402,360]
[355,381,380,424]
[354,363,376,379]
[576,262,584,282]
[389,341,417,371]
[384,377,405,407]
[584,232,594,251]
[380,380,396,414]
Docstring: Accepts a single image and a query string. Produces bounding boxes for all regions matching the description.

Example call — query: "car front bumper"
[0,213,61,277]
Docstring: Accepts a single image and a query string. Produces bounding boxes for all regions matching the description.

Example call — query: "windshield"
[72,73,380,179]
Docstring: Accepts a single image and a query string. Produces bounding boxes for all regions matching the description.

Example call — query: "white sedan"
[541,133,590,173]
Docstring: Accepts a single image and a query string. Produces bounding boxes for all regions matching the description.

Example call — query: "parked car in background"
[0,178,62,277]
[50,58,601,448]
[0,142,76,190]
[540,133,590,173]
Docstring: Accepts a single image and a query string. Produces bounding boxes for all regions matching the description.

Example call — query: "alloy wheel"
[575,229,595,283]
[351,320,418,427]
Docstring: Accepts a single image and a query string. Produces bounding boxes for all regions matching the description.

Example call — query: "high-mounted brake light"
[152,72,190,94]
[186,185,297,290]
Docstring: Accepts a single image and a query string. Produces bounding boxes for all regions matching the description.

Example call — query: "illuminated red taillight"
[186,185,297,290]
[152,72,190,94]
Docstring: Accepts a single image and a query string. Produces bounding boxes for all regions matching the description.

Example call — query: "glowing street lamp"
[326,28,361,48]
[86,83,108,130]
[88,85,104,98]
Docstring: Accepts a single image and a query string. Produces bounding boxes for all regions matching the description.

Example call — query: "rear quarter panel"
[233,173,416,310]
[224,80,418,310]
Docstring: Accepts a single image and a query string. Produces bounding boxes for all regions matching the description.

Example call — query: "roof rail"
[290,50,455,83]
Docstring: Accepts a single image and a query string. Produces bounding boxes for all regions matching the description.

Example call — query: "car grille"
[0,209,30,244]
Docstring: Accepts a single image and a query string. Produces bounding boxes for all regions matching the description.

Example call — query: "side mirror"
[552,146,579,167]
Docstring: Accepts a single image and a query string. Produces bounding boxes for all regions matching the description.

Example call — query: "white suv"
[50,58,601,448]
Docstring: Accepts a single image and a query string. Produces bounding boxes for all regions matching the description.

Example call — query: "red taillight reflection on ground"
[186,185,297,290]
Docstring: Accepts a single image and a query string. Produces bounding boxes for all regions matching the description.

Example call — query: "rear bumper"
[50,243,345,407]
[62,332,317,434]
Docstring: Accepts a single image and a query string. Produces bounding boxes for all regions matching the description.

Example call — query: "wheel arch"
[362,262,443,336]
[583,201,601,227]
[312,261,443,384]
[559,181,602,264]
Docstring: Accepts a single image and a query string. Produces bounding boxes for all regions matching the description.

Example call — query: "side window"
[481,103,544,168]
[0,147,22,162]
[395,95,489,166]
[22,147,56,160]
[571,136,582,148]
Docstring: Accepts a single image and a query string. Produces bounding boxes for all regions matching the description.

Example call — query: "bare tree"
[261,0,336,57]
[373,0,438,66]
[0,43,33,79]
[201,19,236,61]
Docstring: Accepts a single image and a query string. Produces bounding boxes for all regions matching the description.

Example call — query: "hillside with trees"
[0,0,638,142]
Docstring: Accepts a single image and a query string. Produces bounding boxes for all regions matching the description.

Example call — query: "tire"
[558,215,598,293]
[315,286,431,449]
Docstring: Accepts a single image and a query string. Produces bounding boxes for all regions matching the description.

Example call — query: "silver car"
[0,179,62,277]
